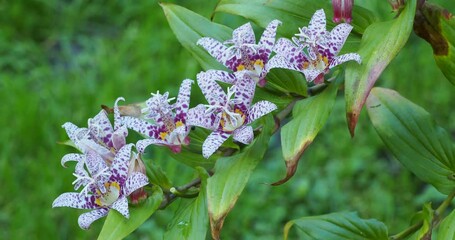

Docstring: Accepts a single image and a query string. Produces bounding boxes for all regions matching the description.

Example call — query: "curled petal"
[52,192,97,210]
[258,19,282,58]
[329,53,361,69]
[197,71,227,106]
[247,101,277,123]
[136,138,167,153]
[62,122,90,151]
[113,97,125,131]
[78,208,109,230]
[125,172,149,196]
[61,153,84,167]
[111,144,133,183]
[112,196,129,218]
[197,37,228,64]
[122,116,159,138]
[187,105,219,130]
[175,79,194,120]
[202,131,231,159]
[233,126,254,144]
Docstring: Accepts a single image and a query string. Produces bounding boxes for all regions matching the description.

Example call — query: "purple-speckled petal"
[135,138,167,153]
[62,122,90,152]
[202,70,237,84]
[309,9,327,38]
[112,125,128,151]
[125,172,149,196]
[52,192,97,209]
[61,153,84,167]
[233,22,256,45]
[73,160,91,191]
[86,151,109,177]
[78,139,114,161]
[113,97,125,131]
[233,125,253,144]
[269,38,309,72]
[110,144,133,183]
[187,104,219,130]
[302,68,324,82]
[78,208,109,230]
[88,110,113,146]
[202,131,231,159]
[247,101,277,123]
[234,72,256,109]
[175,79,194,120]
[197,37,228,64]
[112,196,129,218]
[122,116,160,138]
[267,55,302,73]
[328,23,353,56]
[197,71,227,106]
[258,20,282,58]
[329,53,361,69]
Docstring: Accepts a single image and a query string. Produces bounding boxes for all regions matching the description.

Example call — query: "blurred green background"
[1,0,454,239]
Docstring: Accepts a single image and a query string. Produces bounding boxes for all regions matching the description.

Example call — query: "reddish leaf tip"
[347,112,359,137]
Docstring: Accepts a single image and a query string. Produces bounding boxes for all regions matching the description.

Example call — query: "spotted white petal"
[233,72,256,108]
[86,151,109,177]
[197,37,228,64]
[52,192,97,209]
[329,53,362,69]
[258,19,282,57]
[202,131,231,159]
[125,172,149,196]
[88,110,113,146]
[309,9,327,40]
[187,105,219,130]
[113,97,125,131]
[233,125,254,144]
[111,144,133,183]
[62,122,90,152]
[136,138,168,153]
[61,153,85,167]
[328,23,353,56]
[78,208,109,230]
[247,101,277,123]
[202,70,237,84]
[302,68,324,82]
[232,22,256,45]
[175,79,194,119]
[197,71,227,106]
[112,125,128,151]
[122,116,159,138]
[111,196,129,218]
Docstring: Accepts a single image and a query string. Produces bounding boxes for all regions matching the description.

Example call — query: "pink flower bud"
[332,0,353,23]
[128,153,148,204]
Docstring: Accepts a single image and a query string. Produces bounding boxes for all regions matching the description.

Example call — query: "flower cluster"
[53,8,361,229]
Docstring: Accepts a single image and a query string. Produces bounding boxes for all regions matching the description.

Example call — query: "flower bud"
[332,0,353,23]
[128,153,148,204]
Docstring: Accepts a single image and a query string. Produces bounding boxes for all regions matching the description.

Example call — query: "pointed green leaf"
[437,209,455,239]
[366,87,455,194]
[414,2,455,85]
[408,203,434,240]
[273,81,338,185]
[161,3,232,71]
[284,212,388,240]
[164,167,209,240]
[206,115,274,240]
[145,160,173,190]
[97,186,163,240]
[345,0,417,136]
[266,68,308,97]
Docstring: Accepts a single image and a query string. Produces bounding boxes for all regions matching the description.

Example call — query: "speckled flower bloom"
[61,97,128,167]
[52,144,149,229]
[197,20,281,87]
[267,9,361,84]
[188,71,277,158]
[122,79,193,153]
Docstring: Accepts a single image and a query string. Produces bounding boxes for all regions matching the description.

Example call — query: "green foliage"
[284,212,388,240]
[98,186,163,240]
[367,87,455,195]
[438,209,455,239]
[345,0,417,136]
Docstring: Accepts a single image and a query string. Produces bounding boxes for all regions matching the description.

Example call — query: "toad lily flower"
[197,20,281,87]
[122,79,193,153]
[267,9,361,84]
[61,97,128,167]
[52,144,149,229]
[188,71,277,158]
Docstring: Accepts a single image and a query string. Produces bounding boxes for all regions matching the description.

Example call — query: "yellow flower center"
[95,181,121,206]
[220,109,245,132]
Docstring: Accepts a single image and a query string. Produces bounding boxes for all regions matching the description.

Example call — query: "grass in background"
[1,0,454,239]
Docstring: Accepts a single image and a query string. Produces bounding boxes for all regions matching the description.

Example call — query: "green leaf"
[214,0,376,37]
[408,203,434,240]
[437,209,455,239]
[344,0,417,136]
[366,87,455,194]
[266,68,308,97]
[97,186,163,240]
[145,159,173,190]
[161,3,232,71]
[414,2,455,85]
[206,115,274,240]
[283,212,388,240]
[273,80,339,185]
[164,167,209,240]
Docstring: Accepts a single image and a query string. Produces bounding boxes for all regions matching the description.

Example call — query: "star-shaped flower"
[267,9,361,84]
[122,79,193,153]
[61,97,128,167]
[52,144,149,229]
[187,71,277,158]
[197,20,281,87]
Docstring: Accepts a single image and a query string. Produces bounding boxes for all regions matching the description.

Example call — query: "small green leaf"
[437,209,455,239]
[345,0,417,136]
[266,68,308,97]
[414,2,455,85]
[273,81,338,185]
[408,203,434,240]
[206,115,274,240]
[164,167,209,240]
[367,87,455,194]
[284,212,388,240]
[97,186,163,240]
[145,159,173,190]
[161,3,232,71]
